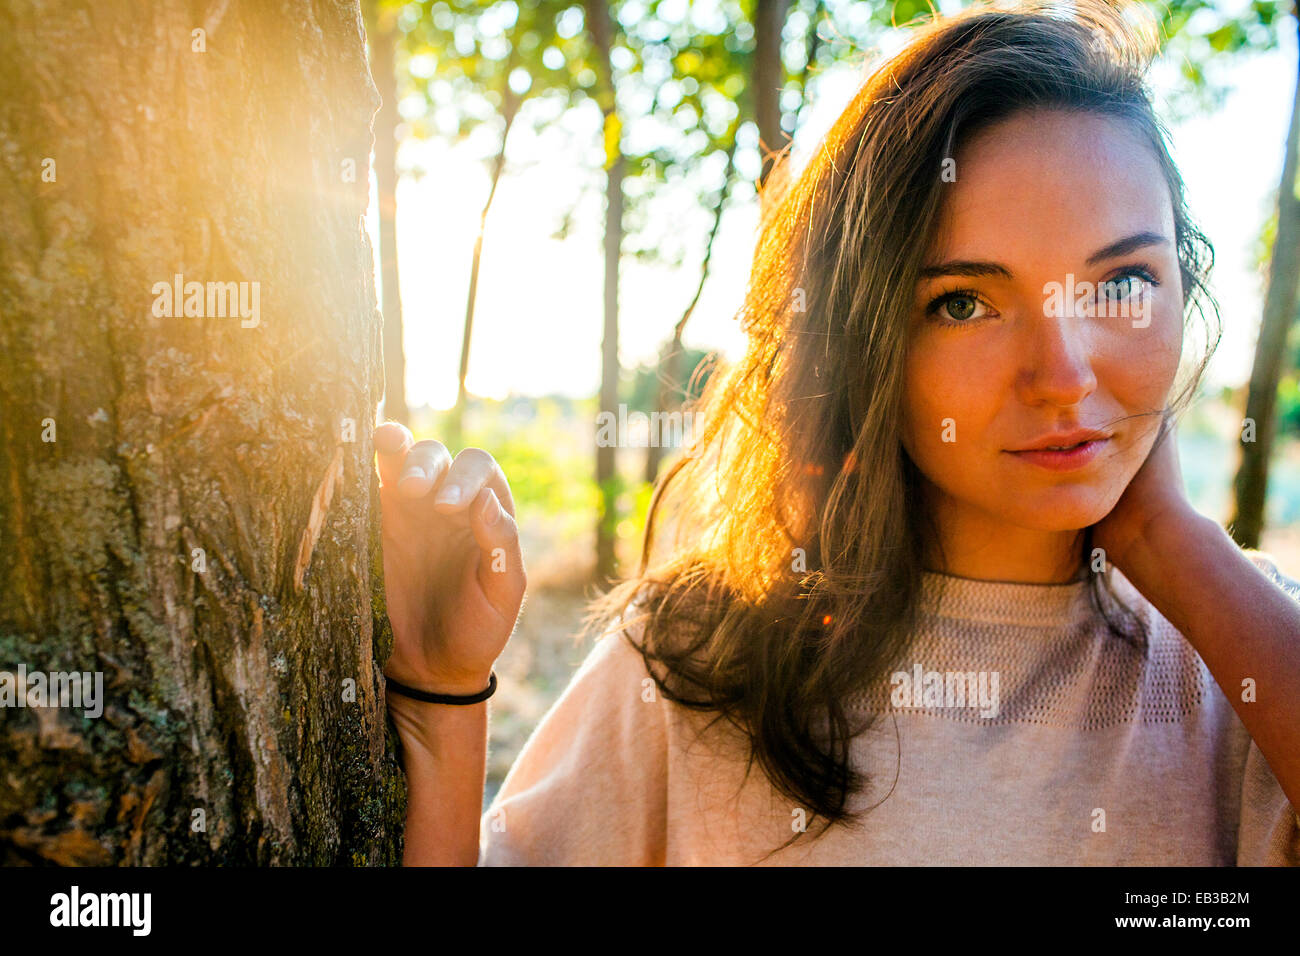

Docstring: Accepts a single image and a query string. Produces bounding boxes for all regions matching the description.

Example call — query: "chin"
[994,488,1118,534]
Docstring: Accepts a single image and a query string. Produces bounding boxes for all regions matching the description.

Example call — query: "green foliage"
[382,0,899,268]
[877,0,940,28]
[1141,0,1289,118]
[1278,296,1300,438]
[396,0,587,146]
[384,0,1300,544]
[1277,374,1300,435]
[418,397,600,521]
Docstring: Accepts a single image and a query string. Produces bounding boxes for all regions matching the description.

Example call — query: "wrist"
[1117,506,1222,590]
[383,663,495,699]
[388,689,488,758]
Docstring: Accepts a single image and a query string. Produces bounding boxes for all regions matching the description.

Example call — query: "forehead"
[928,109,1176,266]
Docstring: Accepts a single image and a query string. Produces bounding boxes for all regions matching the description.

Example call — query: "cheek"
[901,347,940,460]
[902,339,1000,470]
[1094,305,1184,414]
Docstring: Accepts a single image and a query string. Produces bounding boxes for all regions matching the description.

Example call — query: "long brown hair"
[585,0,1221,850]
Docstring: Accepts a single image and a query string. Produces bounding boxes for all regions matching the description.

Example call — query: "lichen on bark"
[0,0,404,865]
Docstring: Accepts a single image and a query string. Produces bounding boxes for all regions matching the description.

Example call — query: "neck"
[921,485,1086,585]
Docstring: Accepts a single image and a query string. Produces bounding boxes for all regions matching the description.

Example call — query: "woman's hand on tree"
[373,422,525,698]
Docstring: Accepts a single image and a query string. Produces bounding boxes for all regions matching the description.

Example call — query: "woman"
[376,0,1300,865]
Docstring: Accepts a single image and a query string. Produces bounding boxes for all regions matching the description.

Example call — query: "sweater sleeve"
[477,615,669,865]
[1235,551,1300,866]
[1236,740,1300,865]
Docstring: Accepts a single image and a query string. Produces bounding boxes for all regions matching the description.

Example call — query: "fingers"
[431,447,518,518]
[396,439,453,499]
[374,422,414,490]
[468,487,526,615]
[371,427,526,617]
[371,425,517,517]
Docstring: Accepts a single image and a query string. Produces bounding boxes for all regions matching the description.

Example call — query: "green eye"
[928,291,987,323]
[945,296,977,320]
[924,286,996,325]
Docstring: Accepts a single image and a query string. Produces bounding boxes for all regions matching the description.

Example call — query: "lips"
[1009,428,1111,453]
[1005,429,1111,472]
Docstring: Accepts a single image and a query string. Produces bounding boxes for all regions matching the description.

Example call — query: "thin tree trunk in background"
[794,0,825,131]
[586,0,623,583]
[449,85,521,452]
[364,1,409,425]
[1231,13,1300,549]
[645,136,737,484]
[0,0,403,864]
[754,0,792,197]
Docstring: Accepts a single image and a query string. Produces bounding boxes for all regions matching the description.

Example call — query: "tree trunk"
[0,0,404,865]
[644,336,684,486]
[364,0,409,425]
[449,84,521,452]
[794,0,825,131]
[586,0,623,584]
[754,0,792,195]
[1231,13,1300,549]
[645,136,736,484]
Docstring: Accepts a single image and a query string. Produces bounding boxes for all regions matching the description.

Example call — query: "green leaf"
[1206,23,1239,53]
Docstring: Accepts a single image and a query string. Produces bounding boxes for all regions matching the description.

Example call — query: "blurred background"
[357,0,1300,803]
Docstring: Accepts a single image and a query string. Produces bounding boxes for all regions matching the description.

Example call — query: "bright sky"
[367,15,1298,411]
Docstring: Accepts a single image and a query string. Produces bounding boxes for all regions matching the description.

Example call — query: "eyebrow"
[916,232,1170,281]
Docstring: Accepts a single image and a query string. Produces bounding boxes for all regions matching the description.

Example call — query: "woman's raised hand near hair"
[373,422,526,698]
[1091,412,1194,574]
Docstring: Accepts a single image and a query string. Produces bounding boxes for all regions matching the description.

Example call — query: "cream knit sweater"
[478,554,1299,865]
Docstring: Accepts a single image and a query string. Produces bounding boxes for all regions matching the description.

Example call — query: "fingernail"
[399,464,426,484]
[434,484,461,505]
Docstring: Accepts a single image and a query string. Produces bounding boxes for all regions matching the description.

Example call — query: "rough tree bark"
[363,0,409,426]
[0,0,404,864]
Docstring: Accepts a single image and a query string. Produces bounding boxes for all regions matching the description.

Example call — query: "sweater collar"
[917,569,1098,630]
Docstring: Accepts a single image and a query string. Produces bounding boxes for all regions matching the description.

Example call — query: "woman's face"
[901,108,1184,545]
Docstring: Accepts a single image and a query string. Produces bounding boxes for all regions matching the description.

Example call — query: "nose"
[1014,312,1098,408]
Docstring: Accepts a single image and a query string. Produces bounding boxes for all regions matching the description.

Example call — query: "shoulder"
[521,600,668,749]
[578,600,657,679]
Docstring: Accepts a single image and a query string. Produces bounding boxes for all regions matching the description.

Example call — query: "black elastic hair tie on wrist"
[386,671,497,705]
